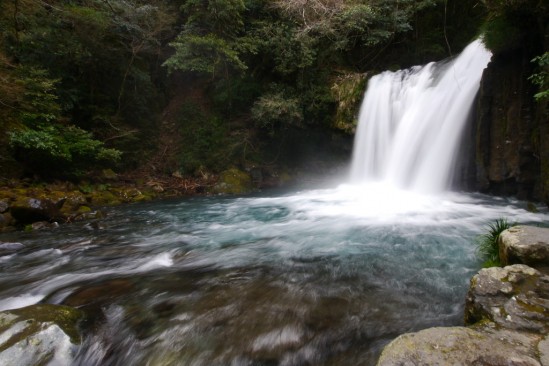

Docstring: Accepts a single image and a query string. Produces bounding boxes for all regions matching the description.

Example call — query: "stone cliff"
[471,7,548,203]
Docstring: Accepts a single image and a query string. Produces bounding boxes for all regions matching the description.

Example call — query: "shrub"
[251,92,303,135]
[9,125,121,179]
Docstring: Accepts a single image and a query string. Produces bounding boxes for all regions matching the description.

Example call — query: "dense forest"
[0,0,546,191]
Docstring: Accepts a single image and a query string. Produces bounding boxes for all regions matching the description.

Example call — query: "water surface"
[0,184,546,365]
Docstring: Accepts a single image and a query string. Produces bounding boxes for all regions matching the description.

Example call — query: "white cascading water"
[350,39,492,193]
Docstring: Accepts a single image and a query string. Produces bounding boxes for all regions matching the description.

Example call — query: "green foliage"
[182,0,246,37]
[0,0,496,181]
[255,24,317,76]
[479,0,545,54]
[16,67,61,126]
[251,91,303,135]
[177,103,231,174]
[0,0,177,175]
[331,72,367,132]
[480,15,522,53]
[476,218,514,267]
[9,125,121,179]
[163,33,247,77]
[164,0,250,79]
[529,52,549,102]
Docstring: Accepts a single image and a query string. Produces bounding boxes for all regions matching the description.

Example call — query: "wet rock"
[539,335,549,366]
[0,241,24,255]
[499,226,549,266]
[0,200,8,213]
[376,326,541,366]
[31,221,59,230]
[464,264,549,333]
[88,190,121,206]
[10,197,63,225]
[63,279,134,309]
[59,191,89,217]
[473,41,544,201]
[73,210,105,222]
[0,212,14,228]
[0,304,85,366]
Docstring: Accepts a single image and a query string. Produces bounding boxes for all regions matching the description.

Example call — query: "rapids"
[0,187,547,365]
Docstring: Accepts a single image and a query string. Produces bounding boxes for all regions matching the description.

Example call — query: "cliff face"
[472,33,548,202]
[474,49,540,200]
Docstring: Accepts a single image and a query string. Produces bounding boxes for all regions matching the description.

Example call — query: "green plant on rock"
[476,218,514,267]
[529,52,549,102]
[331,71,367,133]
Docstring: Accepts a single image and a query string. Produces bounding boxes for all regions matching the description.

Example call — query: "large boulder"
[499,225,549,266]
[211,168,253,195]
[465,264,549,333]
[0,304,85,365]
[10,197,65,225]
[376,325,542,366]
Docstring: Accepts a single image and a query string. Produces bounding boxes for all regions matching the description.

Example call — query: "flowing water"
[1,40,548,365]
[0,189,547,365]
[350,39,492,193]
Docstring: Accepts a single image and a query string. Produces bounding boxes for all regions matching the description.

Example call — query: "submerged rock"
[0,304,85,365]
[499,226,549,266]
[0,241,24,255]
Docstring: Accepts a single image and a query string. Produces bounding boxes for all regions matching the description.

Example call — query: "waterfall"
[350,39,492,193]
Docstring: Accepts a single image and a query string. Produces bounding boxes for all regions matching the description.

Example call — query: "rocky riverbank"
[377,225,549,365]
[0,167,292,232]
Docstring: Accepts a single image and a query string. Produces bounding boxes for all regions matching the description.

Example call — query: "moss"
[331,71,367,133]
[87,190,121,206]
[76,205,92,214]
[211,168,253,195]
[0,304,85,347]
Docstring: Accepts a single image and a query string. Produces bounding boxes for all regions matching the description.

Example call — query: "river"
[0,183,546,365]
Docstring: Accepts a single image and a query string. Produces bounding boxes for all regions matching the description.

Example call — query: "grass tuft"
[476,218,514,268]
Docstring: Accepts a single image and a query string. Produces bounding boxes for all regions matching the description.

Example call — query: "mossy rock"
[87,190,121,206]
[0,304,85,365]
[76,205,92,214]
[5,304,84,342]
[10,197,63,224]
[211,168,253,195]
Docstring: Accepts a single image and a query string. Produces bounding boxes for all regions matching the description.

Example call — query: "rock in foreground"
[377,225,549,366]
[377,326,543,366]
[0,304,85,366]
[465,264,549,333]
[499,225,549,266]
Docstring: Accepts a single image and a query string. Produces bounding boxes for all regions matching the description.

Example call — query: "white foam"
[135,252,174,271]
[0,294,44,311]
[350,40,492,193]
